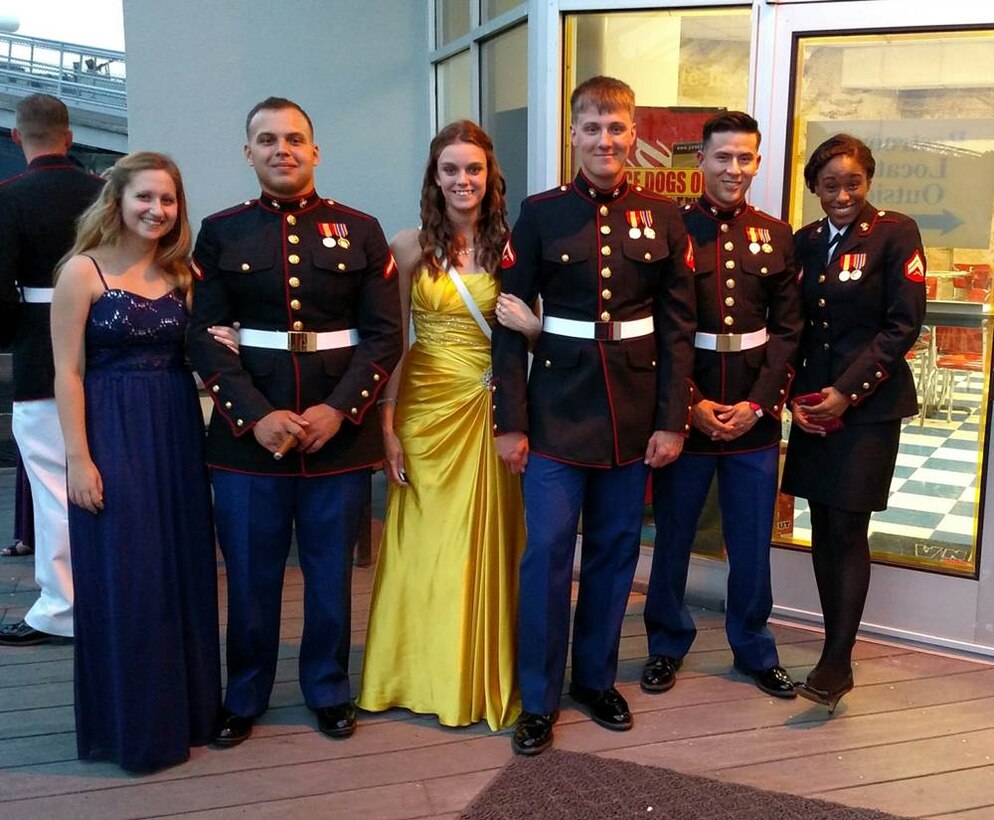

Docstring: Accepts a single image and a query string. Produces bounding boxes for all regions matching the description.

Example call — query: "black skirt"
[781,419,901,513]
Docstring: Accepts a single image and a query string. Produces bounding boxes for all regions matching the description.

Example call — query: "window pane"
[436,50,472,130]
[481,23,528,221]
[777,29,994,577]
[562,9,752,559]
[482,0,521,22]
[437,0,470,48]
[563,9,751,204]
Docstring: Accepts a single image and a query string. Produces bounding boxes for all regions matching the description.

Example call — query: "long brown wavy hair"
[58,151,194,294]
[418,120,508,277]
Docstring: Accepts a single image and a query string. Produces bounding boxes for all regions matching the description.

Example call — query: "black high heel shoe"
[796,673,854,713]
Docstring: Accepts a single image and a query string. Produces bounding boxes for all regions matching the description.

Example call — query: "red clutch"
[793,392,844,434]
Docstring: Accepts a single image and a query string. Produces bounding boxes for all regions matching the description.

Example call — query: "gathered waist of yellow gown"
[409,267,497,346]
[411,309,493,349]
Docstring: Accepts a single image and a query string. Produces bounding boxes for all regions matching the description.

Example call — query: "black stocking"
[807,501,871,691]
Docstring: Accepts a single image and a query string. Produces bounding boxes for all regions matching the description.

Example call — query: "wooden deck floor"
[2,536,994,819]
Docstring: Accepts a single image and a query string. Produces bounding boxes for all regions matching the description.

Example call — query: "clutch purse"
[793,392,844,434]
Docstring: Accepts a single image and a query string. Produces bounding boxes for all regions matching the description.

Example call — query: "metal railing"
[0,32,126,113]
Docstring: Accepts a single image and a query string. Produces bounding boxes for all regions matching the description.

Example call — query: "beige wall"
[122,0,430,237]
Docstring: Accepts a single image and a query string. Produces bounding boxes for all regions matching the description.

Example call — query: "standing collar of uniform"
[26,153,77,171]
[697,194,748,221]
[257,189,322,213]
[823,201,875,238]
[573,171,629,203]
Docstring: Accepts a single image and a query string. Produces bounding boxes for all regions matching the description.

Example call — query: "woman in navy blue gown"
[51,152,220,772]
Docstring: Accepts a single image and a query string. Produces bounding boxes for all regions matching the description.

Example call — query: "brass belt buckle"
[594,321,623,341]
[287,331,316,352]
[715,334,742,353]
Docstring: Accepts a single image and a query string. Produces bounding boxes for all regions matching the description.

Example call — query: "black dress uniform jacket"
[0,154,104,400]
[683,196,802,454]
[492,172,696,467]
[792,202,926,424]
[187,191,402,476]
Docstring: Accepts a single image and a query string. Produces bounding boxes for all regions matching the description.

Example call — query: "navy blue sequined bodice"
[85,289,188,372]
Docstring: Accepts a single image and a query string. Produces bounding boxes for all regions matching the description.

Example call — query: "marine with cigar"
[187,97,402,746]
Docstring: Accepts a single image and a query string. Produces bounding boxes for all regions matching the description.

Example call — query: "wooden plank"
[0,705,75,740]
[152,781,434,820]
[0,734,514,819]
[810,766,994,817]
[926,807,994,820]
[0,657,73,687]
[603,697,994,773]
[422,769,503,816]
[717,728,994,795]
[0,732,77,769]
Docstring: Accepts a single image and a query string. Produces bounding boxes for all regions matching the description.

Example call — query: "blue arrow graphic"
[916,209,964,235]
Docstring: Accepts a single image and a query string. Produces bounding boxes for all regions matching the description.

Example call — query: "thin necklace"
[455,246,475,256]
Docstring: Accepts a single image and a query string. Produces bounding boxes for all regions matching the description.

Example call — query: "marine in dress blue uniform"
[0,95,103,646]
[642,113,802,699]
[187,99,402,744]
[492,77,696,755]
[786,204,925,451]
[782,134,926,711]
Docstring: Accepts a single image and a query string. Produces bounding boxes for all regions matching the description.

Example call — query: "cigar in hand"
[273,433,298,460]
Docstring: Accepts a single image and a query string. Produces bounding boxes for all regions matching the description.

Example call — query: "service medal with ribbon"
[839,253,866,282]
[625,209,654,240]
[746,227,771,255]
[318,222,349,248]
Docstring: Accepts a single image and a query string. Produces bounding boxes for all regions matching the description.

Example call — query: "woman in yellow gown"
[357,121,539,730]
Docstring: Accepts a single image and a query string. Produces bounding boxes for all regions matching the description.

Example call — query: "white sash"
[445,261,533,374]
[446,263,492,340]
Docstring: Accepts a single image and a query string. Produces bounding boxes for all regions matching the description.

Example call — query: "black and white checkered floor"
[790,371,983,568]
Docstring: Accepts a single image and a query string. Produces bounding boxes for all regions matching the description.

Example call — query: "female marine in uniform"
[782,134,926,711]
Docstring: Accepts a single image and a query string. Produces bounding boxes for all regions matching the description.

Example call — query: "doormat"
[460,748,905,820]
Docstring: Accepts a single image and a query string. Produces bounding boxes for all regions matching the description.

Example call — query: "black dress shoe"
[797,673,854,714]
[568,684,633,731]
[212,709,254,747]
[511,711,557,756]
[315,702,356,738]
[0,620,61,646]
[734,661,797,699]
[640,655,682,693]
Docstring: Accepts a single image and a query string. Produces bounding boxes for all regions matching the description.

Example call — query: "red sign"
[565,106,722,205]
[628,107,721,204]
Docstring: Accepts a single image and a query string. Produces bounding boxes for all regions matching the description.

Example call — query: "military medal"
[839,253,866,283]
[625,209,653,241]
[747,227,771,255]
[318,222,350,248]
[850,253,865,281]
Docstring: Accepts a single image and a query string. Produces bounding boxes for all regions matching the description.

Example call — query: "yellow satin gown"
[358,268,524,731]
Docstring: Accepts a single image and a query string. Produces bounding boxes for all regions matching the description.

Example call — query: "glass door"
[757,0,994,655]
